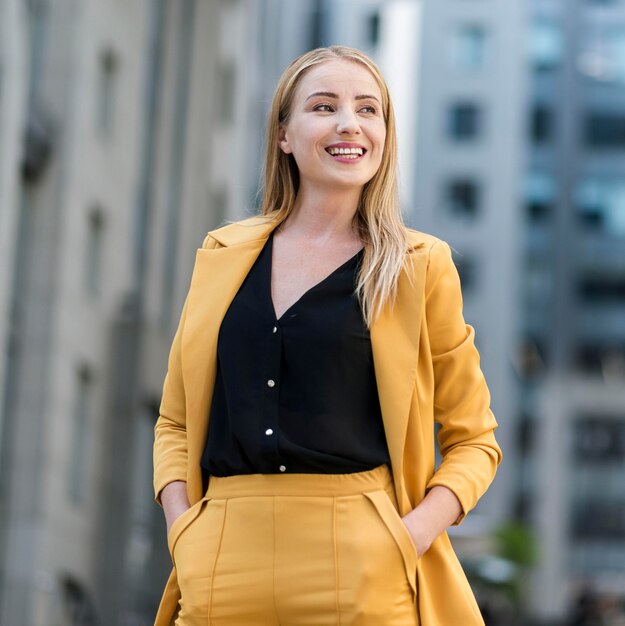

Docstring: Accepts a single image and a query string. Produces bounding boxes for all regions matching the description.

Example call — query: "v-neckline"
[268,231,364,323]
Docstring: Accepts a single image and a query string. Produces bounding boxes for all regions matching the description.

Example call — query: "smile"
[325,146,367,162]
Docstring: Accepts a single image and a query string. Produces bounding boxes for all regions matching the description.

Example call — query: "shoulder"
[404,227,455,262]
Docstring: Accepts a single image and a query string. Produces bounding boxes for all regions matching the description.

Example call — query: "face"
[278,59,386,191]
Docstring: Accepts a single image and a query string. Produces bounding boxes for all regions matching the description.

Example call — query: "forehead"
[295,59,382,102]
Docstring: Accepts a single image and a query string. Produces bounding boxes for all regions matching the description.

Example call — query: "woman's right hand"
[161,480,191,536]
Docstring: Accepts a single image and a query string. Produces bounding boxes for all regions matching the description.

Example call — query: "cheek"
[373,130,386,159]
[292,128,325,156]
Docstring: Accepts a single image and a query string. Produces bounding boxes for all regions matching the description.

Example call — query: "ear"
[278,125,292,154]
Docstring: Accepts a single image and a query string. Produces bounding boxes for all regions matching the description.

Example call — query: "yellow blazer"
[153,215,502,625]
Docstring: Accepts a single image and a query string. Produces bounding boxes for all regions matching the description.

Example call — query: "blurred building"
[524,0,625,620]
[391,0,525,534]
[0,0,275,623]
[3,0,623,625]
[0,0,29,471]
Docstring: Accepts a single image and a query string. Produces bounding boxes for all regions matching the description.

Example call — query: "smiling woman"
[153,45,502,626]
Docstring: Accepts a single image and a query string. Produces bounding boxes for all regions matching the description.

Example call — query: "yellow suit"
[153,214,502,625]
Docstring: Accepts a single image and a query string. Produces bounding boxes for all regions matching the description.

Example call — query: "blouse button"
[267,379,275,388]
[279,465,286,472]
[272,326,278,333]
[265,428,274,436]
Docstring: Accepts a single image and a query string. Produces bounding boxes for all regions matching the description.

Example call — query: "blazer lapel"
[370,242,427,512]
[180,219,280,500]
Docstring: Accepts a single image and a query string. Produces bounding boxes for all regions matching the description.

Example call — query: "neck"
[280,182,362,243]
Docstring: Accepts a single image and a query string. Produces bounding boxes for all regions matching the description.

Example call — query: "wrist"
[161,481,190,529]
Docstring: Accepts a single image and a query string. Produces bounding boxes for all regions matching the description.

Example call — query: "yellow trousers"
[167,464,420,626]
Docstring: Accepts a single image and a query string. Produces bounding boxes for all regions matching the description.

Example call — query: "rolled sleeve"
[424,240,503,525]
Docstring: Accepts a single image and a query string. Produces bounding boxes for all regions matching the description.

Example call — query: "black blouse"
[200,230,391,476]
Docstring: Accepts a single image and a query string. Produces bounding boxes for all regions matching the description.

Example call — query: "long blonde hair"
[261,45,410,327]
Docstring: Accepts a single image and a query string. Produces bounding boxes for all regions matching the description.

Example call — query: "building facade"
[0,0,273,623]
[525,0,625,619]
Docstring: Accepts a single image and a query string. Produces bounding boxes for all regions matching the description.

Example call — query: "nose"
[336,107,361,135]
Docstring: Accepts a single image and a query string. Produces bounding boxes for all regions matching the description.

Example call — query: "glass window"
[530,104,554,143]
[569,416,625,574]
[524,170,557,221]
[84,207,105,297]
[577,275,625,303]
[60,576,98,625]
[454,254,476,293]
[368,12,380,48]
[584,112,625,148]
[575,177,625,236]
[68,365,93,505]
[451,24,487,70]
[529,18,564,71]
[448,102,482,140]
[579,28,625,82]
[445,177,481,219]
[97,48,118,137]
[576,343,625,377]
[525,255,553,305]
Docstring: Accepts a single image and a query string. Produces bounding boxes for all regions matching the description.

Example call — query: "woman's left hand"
[400,485,464,558]
[401,515,434,558]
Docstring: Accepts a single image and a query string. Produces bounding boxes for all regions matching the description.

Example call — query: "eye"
[313,103,334,112]
[360,105,377,114]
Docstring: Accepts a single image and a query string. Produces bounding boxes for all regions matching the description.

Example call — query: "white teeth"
[327,146,364,156]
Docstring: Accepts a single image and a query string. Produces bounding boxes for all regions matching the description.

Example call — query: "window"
[453,254,476,292]
[530,104,554,143]
[575,177,625,236]
[517,411,537,455]
[529,18,564,71]
[448,102,482,141]
[578,28,625,83]
[577,275,625,303]
[585,112,625,148]
[97,47,118,137]
[524,255,553,306]
[517,335,547,378]
[367,12,380,48]
[524,171,557,221]
[451,24,487,70]
[571,500,625,539]
[576,343,625,377]
[60,576,97,626]
[68,364,93,505]
[445,177,481,219]
[570,415,625,574]
[84,207,105,297]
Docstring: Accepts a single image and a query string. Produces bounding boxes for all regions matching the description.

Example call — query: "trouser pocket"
[167,496,210,558]
[363,490,418,600]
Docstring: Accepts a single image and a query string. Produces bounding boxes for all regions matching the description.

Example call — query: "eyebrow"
[304,91,381,104]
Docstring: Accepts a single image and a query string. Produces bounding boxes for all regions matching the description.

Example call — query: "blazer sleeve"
[152,232,217,506]
[423,240,503,525]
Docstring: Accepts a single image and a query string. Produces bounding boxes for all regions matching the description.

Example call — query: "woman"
[153,45,502,626]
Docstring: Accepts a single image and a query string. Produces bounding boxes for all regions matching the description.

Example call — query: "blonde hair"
[261,45,410,327]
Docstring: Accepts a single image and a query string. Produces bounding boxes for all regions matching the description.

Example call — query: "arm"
[153,291,191,508]
[161,480,191,535]
[153,233,216,525]
[403,240,502,553]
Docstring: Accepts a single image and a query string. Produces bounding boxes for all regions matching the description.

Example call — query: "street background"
[0,0,624,624]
